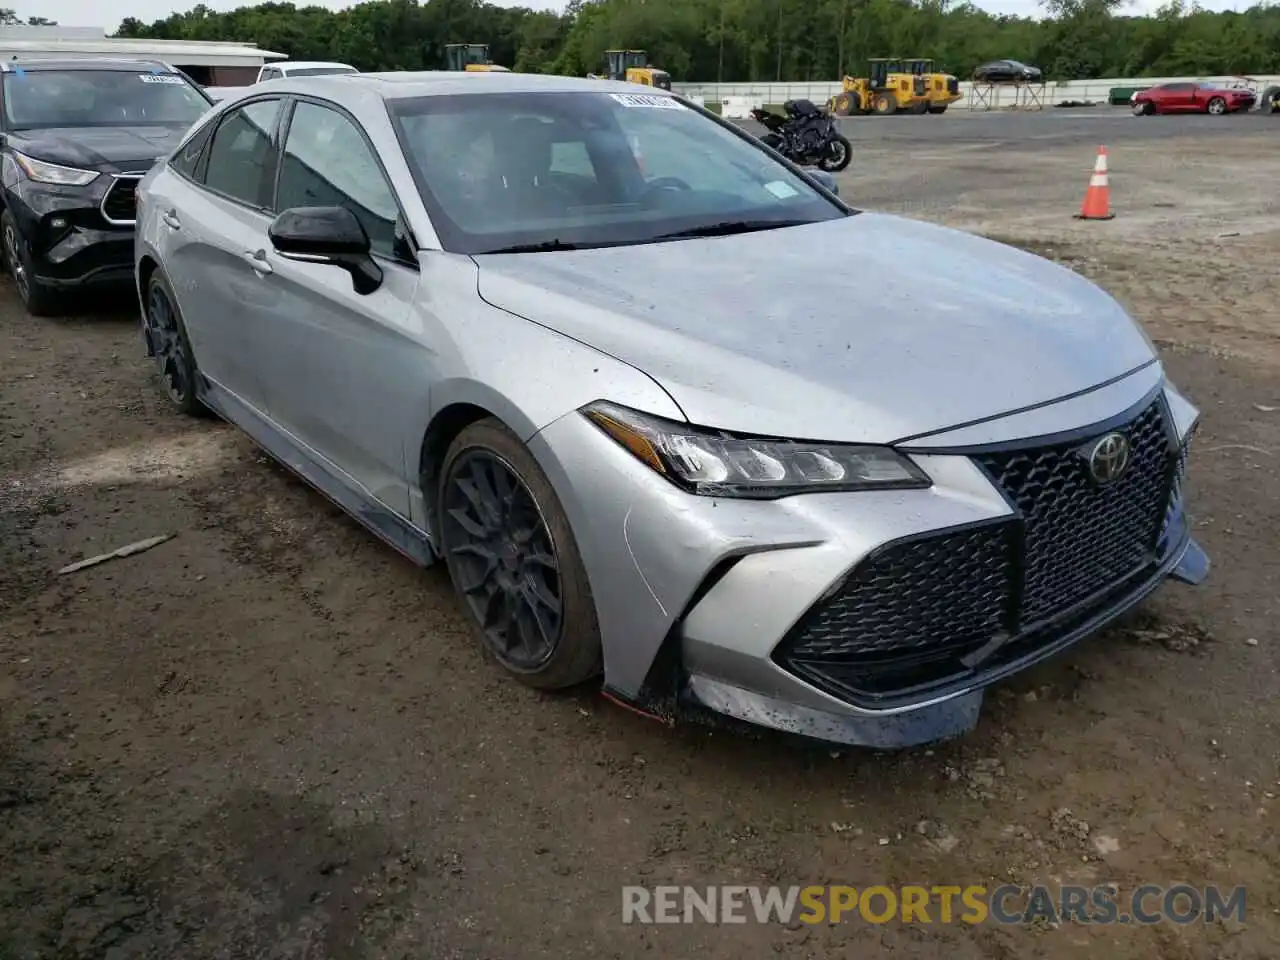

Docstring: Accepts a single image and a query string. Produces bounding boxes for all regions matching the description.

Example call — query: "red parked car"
[1132,82,1256,116]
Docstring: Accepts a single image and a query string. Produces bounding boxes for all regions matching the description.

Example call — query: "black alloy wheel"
[437,419,602,689]
[442,448,563,671]
[144,274,204,416]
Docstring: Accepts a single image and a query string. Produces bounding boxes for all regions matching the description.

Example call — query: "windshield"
[285,66,357,77]
[2,69,209,129]
[389,91,847,254]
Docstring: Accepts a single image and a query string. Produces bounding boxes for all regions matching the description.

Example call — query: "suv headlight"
[13,150,100,187]
[583,401,931,499]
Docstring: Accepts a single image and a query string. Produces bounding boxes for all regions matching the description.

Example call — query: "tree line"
[114,0,1280,83]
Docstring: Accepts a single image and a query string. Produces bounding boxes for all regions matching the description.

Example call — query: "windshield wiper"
[648,218,818,241]
[478,239,583,254]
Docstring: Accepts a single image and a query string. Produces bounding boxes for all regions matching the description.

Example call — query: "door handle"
[241,249,273,274]
[161,210,181,230]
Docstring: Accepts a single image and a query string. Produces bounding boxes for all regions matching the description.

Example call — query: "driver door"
[1167,83,1196,112]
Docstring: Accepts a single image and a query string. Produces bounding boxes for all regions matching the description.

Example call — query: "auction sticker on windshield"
[139,74,187,84]
[610,93,684,110]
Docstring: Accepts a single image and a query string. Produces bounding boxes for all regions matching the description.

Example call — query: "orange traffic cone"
[1076,145,1114,220]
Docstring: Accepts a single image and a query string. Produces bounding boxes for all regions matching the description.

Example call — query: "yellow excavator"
[443,43,509,73]
[594,50,671,90]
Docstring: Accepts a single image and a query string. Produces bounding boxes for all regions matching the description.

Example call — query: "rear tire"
[927,105,948,114]
[1207,96,1227,115]
[906,100,929,115]
[2,210,59,317]
[437,418,603,691]
[143,271,207,417]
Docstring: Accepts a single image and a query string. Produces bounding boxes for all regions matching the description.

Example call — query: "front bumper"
[529,371,1208,749]
[4,174,138,288]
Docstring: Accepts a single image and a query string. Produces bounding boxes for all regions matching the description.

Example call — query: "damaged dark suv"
[0,58,212,314]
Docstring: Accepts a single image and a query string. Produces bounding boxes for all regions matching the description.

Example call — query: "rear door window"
[201,98,282,208]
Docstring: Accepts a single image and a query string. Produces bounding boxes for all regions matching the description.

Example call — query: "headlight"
[582,401,931,499]
[13,150,100,187]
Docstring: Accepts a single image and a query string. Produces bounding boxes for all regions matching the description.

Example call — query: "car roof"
[252,70,674,101]
[0,57,179,73]
[272,61,355,71]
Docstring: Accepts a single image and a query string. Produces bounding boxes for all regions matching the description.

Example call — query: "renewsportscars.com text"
[621,884,1246,926]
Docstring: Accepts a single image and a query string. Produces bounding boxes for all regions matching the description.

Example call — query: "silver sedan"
[134,71,1209,749]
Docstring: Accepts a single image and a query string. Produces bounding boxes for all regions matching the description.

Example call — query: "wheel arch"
[415,380,543,543]
[135,253,164,355]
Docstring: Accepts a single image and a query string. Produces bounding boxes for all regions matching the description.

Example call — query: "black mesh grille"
[976,401,1171,623]
[1161,437,1191,540]
[773,398,1179,703]
[782,523,1013,662]
[102,178,139,223]
[947,77,960,94]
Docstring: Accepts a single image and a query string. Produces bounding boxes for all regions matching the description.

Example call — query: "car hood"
[8,124,192,172]
[474,213,1158,445]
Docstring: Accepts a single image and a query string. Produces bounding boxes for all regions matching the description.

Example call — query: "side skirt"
[197,373,438,569]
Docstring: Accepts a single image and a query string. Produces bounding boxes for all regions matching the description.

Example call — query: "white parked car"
[256,61,358,83]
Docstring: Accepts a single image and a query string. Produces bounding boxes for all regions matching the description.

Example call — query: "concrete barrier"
[681,74,1280,111]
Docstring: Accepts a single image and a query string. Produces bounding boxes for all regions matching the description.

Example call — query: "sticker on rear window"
[764,180,799,199]
[609,93,683,110]
[138,74,186,84]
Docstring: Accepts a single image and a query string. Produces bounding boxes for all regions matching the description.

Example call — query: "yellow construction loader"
[597,50,671,90]
[826,58,928,116]
[903,57,963,114]
[444,43,509,73]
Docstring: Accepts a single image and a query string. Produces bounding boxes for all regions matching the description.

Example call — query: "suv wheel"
[2,210,59,316]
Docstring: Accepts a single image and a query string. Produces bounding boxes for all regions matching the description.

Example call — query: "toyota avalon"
[133,72,1208,748]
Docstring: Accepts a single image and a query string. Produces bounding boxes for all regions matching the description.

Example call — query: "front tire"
[832,92,858,116]
[818,133,851,172]
[437,418,602,690]
[927,105,948,114]
[2,210,59,317]
[873,92,898,116]
[1132,101,1153,116]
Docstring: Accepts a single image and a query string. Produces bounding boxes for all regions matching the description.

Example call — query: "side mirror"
[268,205,383,294]
[807,169,839,196]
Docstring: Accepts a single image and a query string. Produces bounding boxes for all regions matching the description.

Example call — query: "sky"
[10,0,1250,34]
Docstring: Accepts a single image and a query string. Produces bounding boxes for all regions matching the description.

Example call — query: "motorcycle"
[749,99,851,173]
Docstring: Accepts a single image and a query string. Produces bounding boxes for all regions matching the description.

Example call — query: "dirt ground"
[2,123,1278,960]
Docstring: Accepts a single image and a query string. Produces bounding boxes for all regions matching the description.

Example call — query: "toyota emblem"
[1088,432,1131,485]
